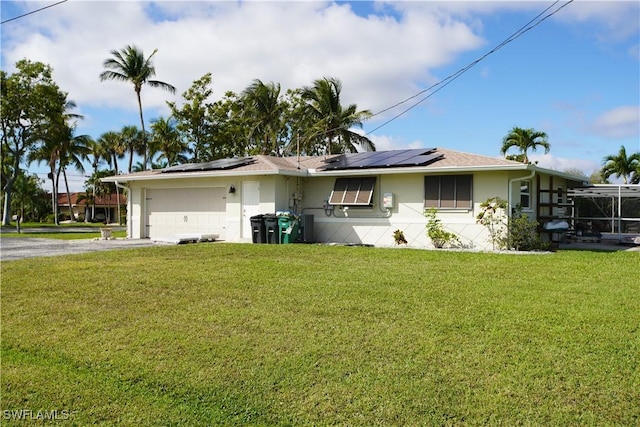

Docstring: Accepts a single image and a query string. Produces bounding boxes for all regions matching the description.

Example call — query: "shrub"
[477,198,548,251]
[425,207,459,248]
[476,197,508,250]
[393,229,408,245]
[506,207,548,251]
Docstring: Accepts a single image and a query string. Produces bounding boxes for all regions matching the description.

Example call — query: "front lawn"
[1,244,638,425]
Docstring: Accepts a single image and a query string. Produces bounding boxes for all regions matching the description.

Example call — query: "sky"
[1,0,639,192]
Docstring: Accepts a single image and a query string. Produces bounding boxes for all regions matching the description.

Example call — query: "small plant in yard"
[476,197,508,250]
[393,229,408,245]
[507,206,548,251]
[425,207,459,248]
[477,198,548,251]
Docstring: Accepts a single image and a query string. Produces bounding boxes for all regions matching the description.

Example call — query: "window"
[424,175,472,209]
[329,177,376,206]
[520,180,531,209]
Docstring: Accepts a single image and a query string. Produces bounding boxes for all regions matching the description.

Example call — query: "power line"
[1,0,68,25]
[364,0,574,137]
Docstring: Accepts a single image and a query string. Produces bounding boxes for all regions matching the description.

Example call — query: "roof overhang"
[568,184,640,198]
[101,168,307,184]
[308,163,535,177]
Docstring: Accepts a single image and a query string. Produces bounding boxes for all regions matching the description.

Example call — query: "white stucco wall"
[298,171,514,250]
[122,169,573,250]
[125,174,292,241]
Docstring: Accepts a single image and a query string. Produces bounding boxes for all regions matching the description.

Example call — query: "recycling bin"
[264,214,279,244]
[250,214,266,243]
[278,214,299,244]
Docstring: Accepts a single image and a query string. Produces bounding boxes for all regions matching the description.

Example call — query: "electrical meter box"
[383,193,394,209]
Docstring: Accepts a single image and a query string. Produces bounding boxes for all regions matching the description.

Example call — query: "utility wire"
[1,0,68,25]
[363,0,574,137]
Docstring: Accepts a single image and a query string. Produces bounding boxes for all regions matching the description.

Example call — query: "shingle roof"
[102,148,528,183]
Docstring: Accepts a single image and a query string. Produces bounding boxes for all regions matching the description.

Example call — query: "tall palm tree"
[97,131,125,175]
[241,79,285,155]
[601,145,640,184]
[28,99,85,224]
[119,125,145,173]
[150,116,189,166]
[59,126,90,222]
[100,45,176,170]
[500,126,550,164]
[301,77,374,155]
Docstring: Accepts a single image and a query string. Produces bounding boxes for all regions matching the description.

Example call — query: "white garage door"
[145,187,226,239]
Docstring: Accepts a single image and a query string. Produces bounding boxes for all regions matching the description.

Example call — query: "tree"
[601,145,640,184]
[150,116,189,166]
[500,126,550,164]
[100,45,176,170]
[59,127,91,221]
[11,171,51,226]
[563,168,587,179]
[167,73,216,162]
[241,79,286,155]
[1,60,66,225]
[300,77,374,155]
[28,98,88,224]
[119,125,145,173]
[84,169,114,223]
[97,131,125,175]
[95,131,126,223]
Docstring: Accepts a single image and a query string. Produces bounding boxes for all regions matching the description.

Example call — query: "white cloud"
[530,153,599,176]
[590,105,640,139]
[367,133,425,152]
[553,0,640,43]
[1,1,484,118]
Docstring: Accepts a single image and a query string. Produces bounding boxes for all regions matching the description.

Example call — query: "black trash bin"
[264,214,279,244]
[250,214,266,243]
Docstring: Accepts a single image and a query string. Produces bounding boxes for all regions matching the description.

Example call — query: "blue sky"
[1,1,639,192]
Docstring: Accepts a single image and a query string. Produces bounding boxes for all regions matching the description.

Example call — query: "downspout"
[114,181,130,239]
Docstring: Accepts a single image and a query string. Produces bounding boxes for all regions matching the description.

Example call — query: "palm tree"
[100,45,176,170]
[119,125,145,173]
[58,126,91,222]
[601,145,640,184]
[241,79,285,155]
[28,99,85,224]
[97,131,125,175]
[150,116,189,166]
[500,127,550,164]
[301,77,374,155]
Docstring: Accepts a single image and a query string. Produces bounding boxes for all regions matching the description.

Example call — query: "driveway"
[0,237,159,262]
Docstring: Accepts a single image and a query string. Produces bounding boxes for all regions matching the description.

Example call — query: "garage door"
[145,187,226,238]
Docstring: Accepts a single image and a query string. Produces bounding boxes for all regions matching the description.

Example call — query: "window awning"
[329,177,376,206]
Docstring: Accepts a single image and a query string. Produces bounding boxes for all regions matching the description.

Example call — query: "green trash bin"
[278,214,299,244]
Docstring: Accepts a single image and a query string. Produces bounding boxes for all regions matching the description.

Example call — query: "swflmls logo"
[2,409,71,420]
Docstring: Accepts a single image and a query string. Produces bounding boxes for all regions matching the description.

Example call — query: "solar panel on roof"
[320,148,441,170]
[161,157,254,173]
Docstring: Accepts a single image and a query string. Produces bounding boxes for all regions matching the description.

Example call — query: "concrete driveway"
[0,237,158,262]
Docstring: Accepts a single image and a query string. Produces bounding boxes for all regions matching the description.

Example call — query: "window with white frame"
[520,180,531,210]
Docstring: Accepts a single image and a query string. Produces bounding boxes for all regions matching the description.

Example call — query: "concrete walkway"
[0,236,158,262]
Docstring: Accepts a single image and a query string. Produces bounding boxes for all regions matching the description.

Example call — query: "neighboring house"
[57,192,127,223]
[102,147,586,249]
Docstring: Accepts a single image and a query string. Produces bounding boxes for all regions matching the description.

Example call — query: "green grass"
[1,244,638,425]
[1,223,126,240]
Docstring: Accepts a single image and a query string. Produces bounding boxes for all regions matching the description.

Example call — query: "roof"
[568,184,640,198]
[57,192,127,206]
[101,148,582,183]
